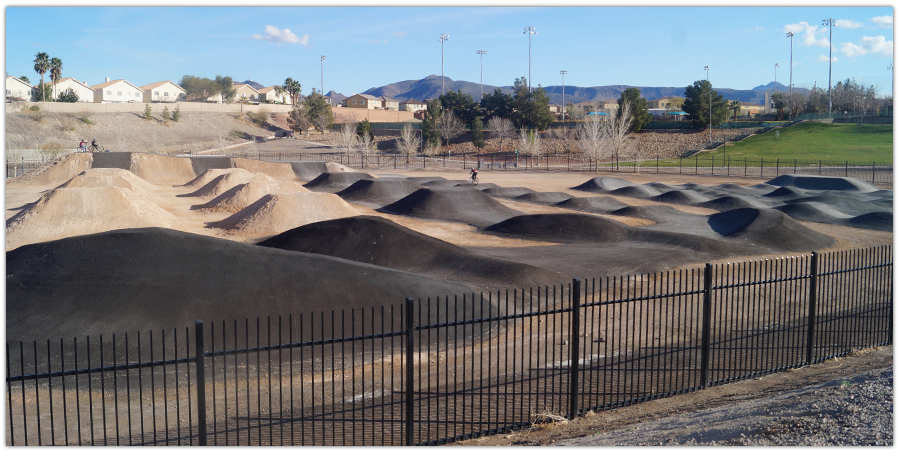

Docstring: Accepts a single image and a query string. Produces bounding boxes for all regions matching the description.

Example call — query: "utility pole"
[320,55,326,101]
[823,18,835,118]
[786,31,794,120]
[704,65,711,143]
[440,34,450,96]
[524,26,536,92]
[477,50,487,102]
[560,70,567,122]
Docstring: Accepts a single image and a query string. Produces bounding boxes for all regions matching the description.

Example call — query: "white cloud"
[388,31,409,38]
[871,15,893,28]
[836,19,864,29]
[841,42,866,57]
[860,36,893,56]
[250,25,308,46]
[817,55,838,63]
[784,21,830,48]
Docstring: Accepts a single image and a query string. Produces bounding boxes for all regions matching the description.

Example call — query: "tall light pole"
[774,63,779,118]
[477,50,487,102]
[560,70,567,122]
[320,55,326,101]
[440,34,450,96]
[823,18,835,118]
[890,61,894,112]
[524,26,536,92]
[704,65,711,142]
[786,31,794,120]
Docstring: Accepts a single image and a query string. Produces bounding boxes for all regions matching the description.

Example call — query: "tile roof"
[139,81,185,92]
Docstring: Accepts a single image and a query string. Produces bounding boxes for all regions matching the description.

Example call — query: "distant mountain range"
[357,75,798,105]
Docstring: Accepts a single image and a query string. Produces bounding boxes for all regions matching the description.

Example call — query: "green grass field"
[695,122,893,164]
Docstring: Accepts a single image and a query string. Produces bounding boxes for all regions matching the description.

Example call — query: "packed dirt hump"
[5,151,892,342]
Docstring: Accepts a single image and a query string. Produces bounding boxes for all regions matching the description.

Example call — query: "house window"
[164,92,168,96]
[155,91,159,96]
[118,91,122,96]
[107,90,112,95]
[5,90,9,95]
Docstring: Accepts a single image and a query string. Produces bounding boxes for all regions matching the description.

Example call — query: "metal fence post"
[568,279,582,420]
[405,298,415,446]
[699,264,713,389]
[194,321,208,446]
[806,252,819,365]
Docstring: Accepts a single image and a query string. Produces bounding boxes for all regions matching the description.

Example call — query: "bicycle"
[468,175,479,185]
[89,144,102,153]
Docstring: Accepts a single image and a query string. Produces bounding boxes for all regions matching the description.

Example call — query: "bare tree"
[336,120,359,156]
[440,110,465,156]
[358,132,377,164]
[487,116,514,153]
[601,100,632,170]
[421,140,442,157]
[517,128,543,163]
[395,122,421,160]
[576,114,605,164]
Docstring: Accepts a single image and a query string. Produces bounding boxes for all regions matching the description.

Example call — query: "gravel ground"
[558,366,893,446]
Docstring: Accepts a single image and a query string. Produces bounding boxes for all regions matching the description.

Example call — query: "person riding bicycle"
[469,167,478,182]
[78,139,86,152]
[91,139,98,151]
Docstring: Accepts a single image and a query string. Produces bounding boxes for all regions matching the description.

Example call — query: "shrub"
[143,104,153,121]
[78,110,94,124]
[162,106,171,123]
[57,88,79,103]
[172,105,181,122]
[248,107,270,126]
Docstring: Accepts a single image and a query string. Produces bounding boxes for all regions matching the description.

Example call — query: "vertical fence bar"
[405,297,415,446]
[699,263,713,389]
[806,252,819,365]
[194,321,207,446]
[568,279,582,420]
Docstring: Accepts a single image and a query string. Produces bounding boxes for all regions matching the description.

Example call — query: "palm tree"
[49,57,63,101]
[33,52,50,101]
[728,100,742,121]
[282,77,302,106]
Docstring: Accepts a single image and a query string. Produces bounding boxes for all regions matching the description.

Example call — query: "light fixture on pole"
[774,63,779,94]
[704,65,711,143]
[477,50,487,102]
[560,70,567,122]
[440,34,450,96]
[786,31,794,120]
[823,18,835,118]
[890,61,894,108]
[524,26,536,92]
[320,55,326,102]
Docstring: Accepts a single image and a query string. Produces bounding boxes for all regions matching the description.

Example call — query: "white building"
[91,78,144,103]
[140,81,186,103]
[54,78,94,102]
[5,76,34,101]
[258,86,288,104]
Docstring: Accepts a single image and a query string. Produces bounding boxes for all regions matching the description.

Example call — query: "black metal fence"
[6,245,892,445]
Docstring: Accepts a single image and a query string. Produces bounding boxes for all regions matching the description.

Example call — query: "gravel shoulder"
[455,346,893,446]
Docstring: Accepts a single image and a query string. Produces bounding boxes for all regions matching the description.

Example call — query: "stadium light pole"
[787,32,794,120]
[524,26,536,92]
[477,50,487,102]
[704,65,711,142]
[320,55,326,102]
[890,61,894,113]
[560,70,567,122]
[440,34,450,96]
[823,18,835,118]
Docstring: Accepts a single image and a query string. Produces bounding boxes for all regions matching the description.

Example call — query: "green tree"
[33,52,50,101]
[31,83,52,102]
[162,106,171,123]
[56,88,79,103]
[179,75,218,101]
[421,99,442,148]
[18,76,29,84]
[143,104,153,121]
[438,89,480,126]
[49,57,63,100]
[728,100,742,120]
[682,80,728,129]
[617,87,651,133]
[479,88,513,121]
[510,77,553,130]
[471,116,485,152]
[356,119,373,140]
[280,77,302,106]
[214,75,236,103]
[303,89,335,134]
[172,105,181,122]
[287,105,311,133]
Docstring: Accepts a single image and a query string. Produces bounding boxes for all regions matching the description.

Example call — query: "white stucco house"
[344,94,382,109]
[140,81,186,103]
[54,78,94,102]
[5,76,34,101]
[258,86,288,104]
[91,79,144,103]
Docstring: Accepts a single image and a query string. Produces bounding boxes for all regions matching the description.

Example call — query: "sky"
[4,1,895,97]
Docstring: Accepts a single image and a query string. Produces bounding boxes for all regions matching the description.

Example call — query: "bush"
[172,105,181,122]
[57,88,79,103]
[248,107,270,126]
[78,109,94,124]
[162,106,171,123]
[143,104,153,121]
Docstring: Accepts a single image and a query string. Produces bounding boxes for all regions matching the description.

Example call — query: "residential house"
[54,78,94,102]
[381,96,399,111]
[739,102,765,117]
[400,99,426,112]
[257,86,288,104]
[233,84,260,103]
[5,76,33,101]
[90,78,144,103]
[140,81,186,103]
[548,103,562,114]
[598,99,619,111]
[344,93,382,109]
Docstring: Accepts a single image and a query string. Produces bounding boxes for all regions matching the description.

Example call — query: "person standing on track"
[78,139,86,152]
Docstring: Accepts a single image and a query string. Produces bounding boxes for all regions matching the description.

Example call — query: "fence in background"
[6,246,893,445]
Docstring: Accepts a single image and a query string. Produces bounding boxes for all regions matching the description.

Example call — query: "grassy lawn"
[694,122,893,164]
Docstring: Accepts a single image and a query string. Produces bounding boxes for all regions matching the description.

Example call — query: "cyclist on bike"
[469,167,478,183]
[78,139,86,152]
[91,139,98,151]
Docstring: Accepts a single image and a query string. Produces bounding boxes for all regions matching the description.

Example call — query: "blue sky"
[4,2,895,97]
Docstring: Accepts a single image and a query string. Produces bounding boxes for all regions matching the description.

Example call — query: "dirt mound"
[6,228,480,342]
[707,208,834,251]
[556,196,628,213]
[229,158,297,180]
[288,161,355,181]
[646,182,679,192]
[846,212,893,232]
[608,185,663,198]
[194,180,309,213]
[481,187,536,198]
[180,168,235,188]
[258,216,567,288]
[206,192,359,236]
[6,152,93,188]
[611,205,696,221]
[6,187,176,250]
[124,152,197,185]
[407,176,449,185]
[57,167,155,193]
[380,187,523,227]
[763,186,809,199]
[572,176,634,192]
[698,195,768,211]
[766,174,880,192]
[178,169,275,198]
[773,202,852,224]
[512,192,575,205]
[650,189,710,205]
[336,178,424,207]
[784,195,892,216]
[303,171,377,192]
[485,213,632,244]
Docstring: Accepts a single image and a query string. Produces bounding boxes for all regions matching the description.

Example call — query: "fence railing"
[6,245,892,445]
